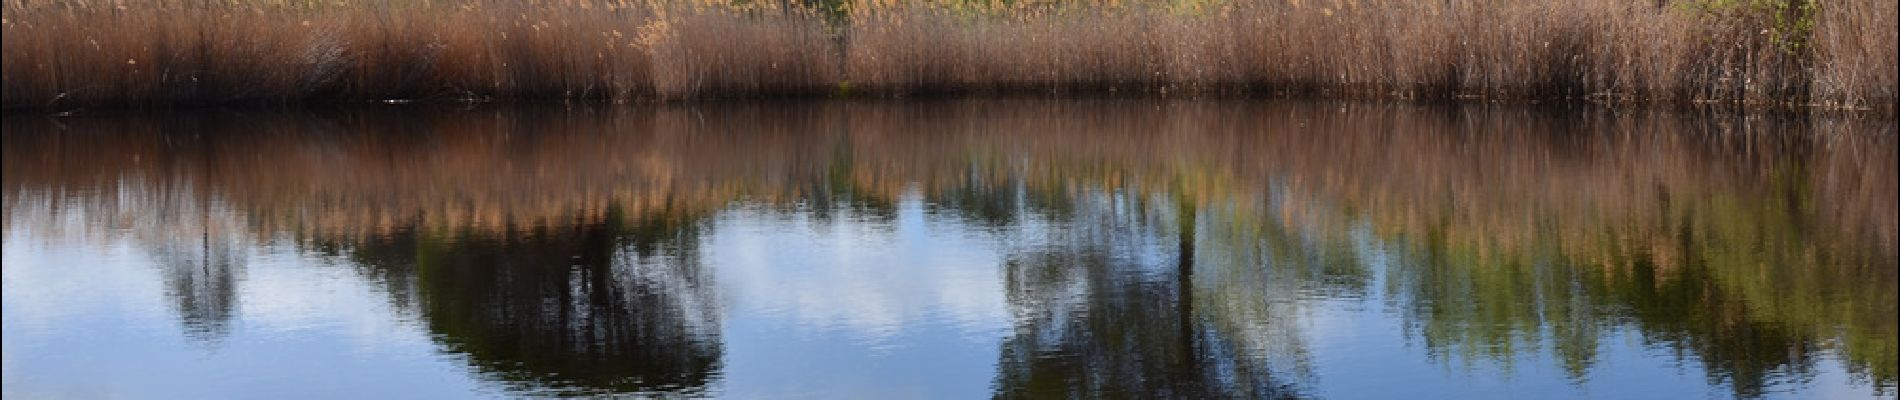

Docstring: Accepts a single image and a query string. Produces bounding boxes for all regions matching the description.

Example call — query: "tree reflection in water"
[991,189,1309,399]
[327,206,722,396]
[2,101,1892,398]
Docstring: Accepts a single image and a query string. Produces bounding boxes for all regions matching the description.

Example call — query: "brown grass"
[1812,0,1899,109]
[2,0,1893,110]
[846,0,1853,105]
[0,0,837,106]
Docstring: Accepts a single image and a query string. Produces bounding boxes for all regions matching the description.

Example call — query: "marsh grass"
[2,0,1892,110]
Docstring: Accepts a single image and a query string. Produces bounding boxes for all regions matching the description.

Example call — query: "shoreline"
[8,94,1891,118]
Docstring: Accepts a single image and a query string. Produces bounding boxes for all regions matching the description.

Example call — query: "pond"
[3,100,1895,399]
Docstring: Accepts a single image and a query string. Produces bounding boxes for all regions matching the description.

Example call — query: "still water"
[3,101,1895,399]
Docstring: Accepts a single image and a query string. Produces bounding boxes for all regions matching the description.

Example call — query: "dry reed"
[2,0,1893,110]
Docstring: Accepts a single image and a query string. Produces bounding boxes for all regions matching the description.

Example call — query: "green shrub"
[1681,0,1817,54]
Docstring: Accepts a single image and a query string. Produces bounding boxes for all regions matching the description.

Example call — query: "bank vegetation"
[2,0,1893,110]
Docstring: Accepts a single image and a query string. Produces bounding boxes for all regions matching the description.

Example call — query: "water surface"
[3,101,1895,399]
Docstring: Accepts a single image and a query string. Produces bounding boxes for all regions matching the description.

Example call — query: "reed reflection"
[2,101,1892,398]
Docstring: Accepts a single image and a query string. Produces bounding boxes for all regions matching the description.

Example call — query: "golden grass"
[1811,0,1899,109]
[2,0,1893,109]
[845,0,1850,105]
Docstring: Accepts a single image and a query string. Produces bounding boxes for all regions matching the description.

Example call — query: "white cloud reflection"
[706,196,1014,344]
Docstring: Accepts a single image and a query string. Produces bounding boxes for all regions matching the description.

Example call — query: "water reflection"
[150,195,247,345]
[123,182,250,345]
[993,191,1309,398]
[2,101,1894,398]
[325,209,720,396]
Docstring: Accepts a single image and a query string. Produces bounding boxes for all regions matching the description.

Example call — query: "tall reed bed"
[1811,0,1898,109]
[2,0,1893,110]
[847,0,1856,105]
[0,0,835,107]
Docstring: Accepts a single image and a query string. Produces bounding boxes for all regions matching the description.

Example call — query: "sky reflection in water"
[3,100,1895,399]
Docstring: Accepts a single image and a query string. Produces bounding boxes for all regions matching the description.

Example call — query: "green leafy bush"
[1681,0,1817,54]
